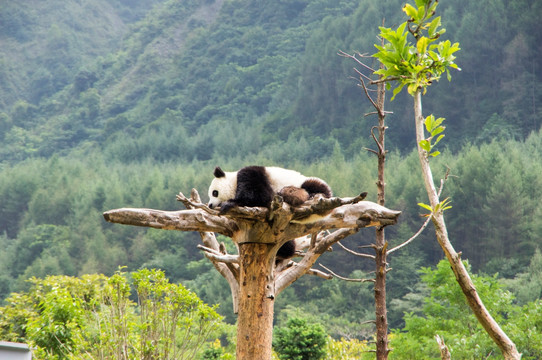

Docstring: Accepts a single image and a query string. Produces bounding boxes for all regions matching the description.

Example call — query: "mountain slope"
[0,0,169,110]
[2,0,540,164]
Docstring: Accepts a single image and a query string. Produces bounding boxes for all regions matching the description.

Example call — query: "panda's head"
[208,167,237,209]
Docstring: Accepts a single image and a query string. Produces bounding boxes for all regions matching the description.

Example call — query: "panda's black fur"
[299,178,333,199]
[217,166,275,214]
[208,165,332,260]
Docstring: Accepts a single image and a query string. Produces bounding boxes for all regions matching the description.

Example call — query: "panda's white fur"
[207,169,238,209]
[263,167,310,191]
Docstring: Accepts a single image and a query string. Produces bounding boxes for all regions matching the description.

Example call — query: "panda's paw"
[218,201,236,215]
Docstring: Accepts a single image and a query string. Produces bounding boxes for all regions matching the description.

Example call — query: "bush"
[273,317,327,360]
[0,268,224,359]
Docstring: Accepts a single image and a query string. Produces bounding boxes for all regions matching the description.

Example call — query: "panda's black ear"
[214,167,226,178]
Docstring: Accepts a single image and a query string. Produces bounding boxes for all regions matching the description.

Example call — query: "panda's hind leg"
[301,178,332,198]
[276,240,296,260]
[278,186,309,206]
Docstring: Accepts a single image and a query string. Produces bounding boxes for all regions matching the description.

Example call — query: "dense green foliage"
[273,317,328,360]
[324,337,370,360]
[0,268,225,359]
[390,259,542,359]
[0,0,166,110]
[0,0,541,351]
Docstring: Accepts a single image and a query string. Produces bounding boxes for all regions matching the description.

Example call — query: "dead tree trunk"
[103,189,400,360]
[236,242,275,359]
[339,48,392,358]
[373,59,391,360]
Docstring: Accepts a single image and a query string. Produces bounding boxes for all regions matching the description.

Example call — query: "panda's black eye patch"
[212,190,219,197]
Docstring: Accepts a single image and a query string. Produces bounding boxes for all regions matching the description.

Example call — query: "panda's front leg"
[218,200,237,215]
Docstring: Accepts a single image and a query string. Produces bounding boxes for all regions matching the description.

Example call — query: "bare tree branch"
[103,207,238,237]
[338,50,376,72]
[363,147,379,155]
[336,241,375,260]
[197,244,239,264]
[319,263,375,283]
[370,125,385,155]
[364,111,393,117]
[176,190,220,214]
[354,68,375,84]
[305,267,333,280]
[276,228,360,294]
[388,215,432,254]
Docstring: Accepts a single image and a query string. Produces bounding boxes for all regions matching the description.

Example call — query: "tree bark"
[373,60,390,360]
[374,240,389,359]
[413,90,521,360]
[235,242,276,360]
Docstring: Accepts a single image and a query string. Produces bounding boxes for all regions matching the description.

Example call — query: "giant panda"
[207,165,332,259]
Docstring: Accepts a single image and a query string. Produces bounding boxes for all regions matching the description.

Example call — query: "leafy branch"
[419,114,445,158]
[418,197,452,217]
[372,0,460,100]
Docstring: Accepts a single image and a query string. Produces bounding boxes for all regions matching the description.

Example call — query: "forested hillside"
[0,0,541,340]
[0,0,167,109]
